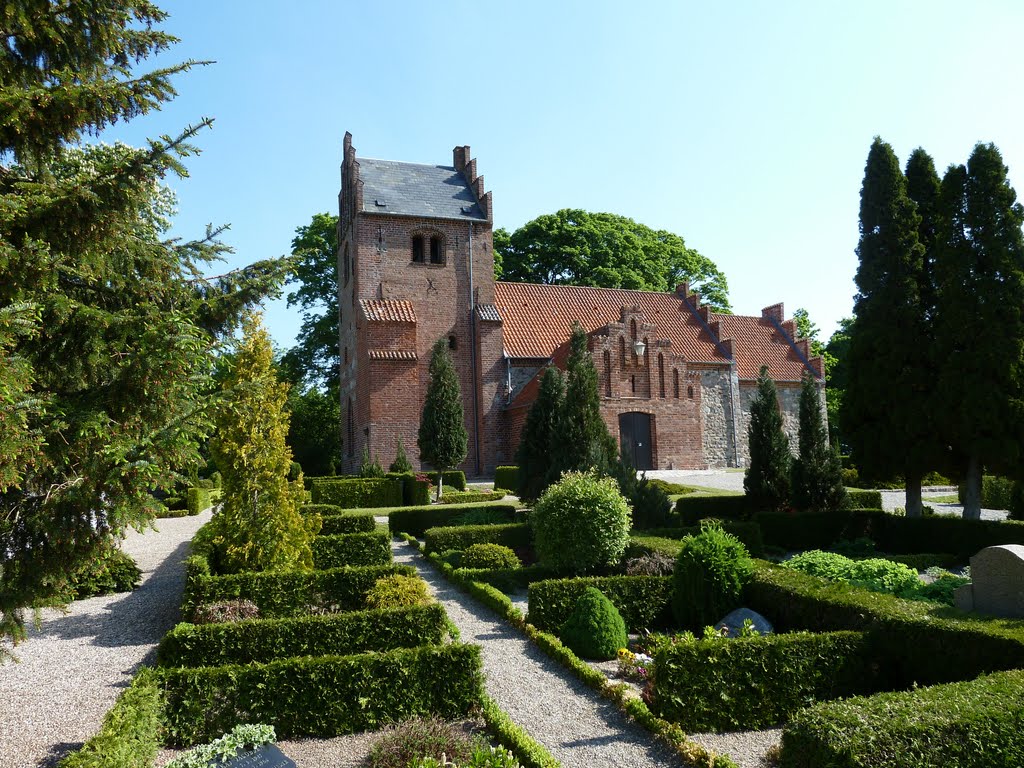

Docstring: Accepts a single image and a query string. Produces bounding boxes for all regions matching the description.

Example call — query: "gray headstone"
[961,545,1024,619]
[715,607,773,638]
[222,744,295,768]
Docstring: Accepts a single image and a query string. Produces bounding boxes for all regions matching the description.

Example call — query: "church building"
[336,134,824,477]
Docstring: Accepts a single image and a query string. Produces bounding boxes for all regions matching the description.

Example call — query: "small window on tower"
[430,236,443,264]
[449,335,457,350]
[412,235,425,263]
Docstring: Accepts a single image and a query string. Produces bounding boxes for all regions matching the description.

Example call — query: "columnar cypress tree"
[551,322,617,477]
[844,138,932,516]
[418,338,468,500]
[935,144,1024,519]
[390,438,413,473]
[791,372,847,512]
[744,366,791,512]
[209,315,317,574]
[516,366,565,502]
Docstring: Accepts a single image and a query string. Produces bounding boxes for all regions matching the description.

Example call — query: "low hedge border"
[779,669,1024,768]
[493,466,520,495]
[757,508,1024,559]
[318,512,377,535]
[479,694,561,768]
[652,630,877,732]
[632,520,765,558]
[182,561,415,618]
[187,487,220,516]
[845,489,883,508]
[157,603,449,668]
[311,477,403,508]
[452,564,560,593]
[745,560,1024,687]
[439,490,508,504]
[675,493,750,525]
[388,502,518,537]
[425,470,467,491]
[424,523,532,554]
[312,531,392,569]
[396,534,736,768]
[527,575,673,632]
[158,643,484,746]
[57,668,162,768]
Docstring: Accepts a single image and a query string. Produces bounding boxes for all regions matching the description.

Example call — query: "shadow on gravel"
[38,741,83,768]
[35,539,191,650]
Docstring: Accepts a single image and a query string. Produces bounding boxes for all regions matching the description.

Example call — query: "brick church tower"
[336,133,506,476]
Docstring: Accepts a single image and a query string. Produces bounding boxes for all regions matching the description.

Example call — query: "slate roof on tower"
[357,158,488,221]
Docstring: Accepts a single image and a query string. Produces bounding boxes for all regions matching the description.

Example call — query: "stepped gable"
[706,303,822,382]
[494,282,726,363]
[357,157,488,221]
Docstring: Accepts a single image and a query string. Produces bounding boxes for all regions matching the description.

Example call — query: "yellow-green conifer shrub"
[209,314,318,573]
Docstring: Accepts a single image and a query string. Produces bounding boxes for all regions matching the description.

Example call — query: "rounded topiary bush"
[672,520,753,630]
[532,471,631,573]
[559,587,628,660]
[461,543,522,570]
[366,574,431,610]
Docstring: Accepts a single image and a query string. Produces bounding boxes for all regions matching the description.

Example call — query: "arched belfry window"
[603,350,612,396]
[412,235,425,263]
[658,354,665,398]
[430,236,443,264]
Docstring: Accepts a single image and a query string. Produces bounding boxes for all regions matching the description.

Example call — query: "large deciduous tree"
[496,209,732,312]
[207,315,316,573]
[515,366,565,502]
[281,213,340,390]
[551,322,617,478]
[935,144,1024,519]
[418,338,468,500]
[843,138,933,516]
[744,366,791,512]
[0,1,290,655]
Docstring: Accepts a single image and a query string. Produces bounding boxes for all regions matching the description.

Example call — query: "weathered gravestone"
[715,607,773,637]
[221,743,295,768]
[953,544,1024,618]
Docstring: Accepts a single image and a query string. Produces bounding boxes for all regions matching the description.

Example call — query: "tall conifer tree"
[791,372,846,511]
[551,322,617,477]
[418,338,468,500]
[516,366,565,502]
[844,138,932,516]
[208,315,316,573]
[744,366,791,511]
[935,144,1024,519]
[0,1,290,653]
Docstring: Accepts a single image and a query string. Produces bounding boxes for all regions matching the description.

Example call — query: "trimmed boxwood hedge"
[318,512,377,535]
[527,575,673,632]
[494,466,519,494]
[57,668,162,768]
[425,470,467,491]
[439,490,508,504]
[845,488,883,508]
[652,631,877,732]
[453,564,559,592]
[182,561,414,618]
[388,502,518,537]
[159,643,484,745]
[424,523,532,554]
[634,520,765,558]
[745,560,1024,687]
[387,472,432,506]
[780,669,1024,768]
[157,604,448,668]
[757,508,1024,558]
[312,531,392,569]
[674,494,751,525]
[310,477,403,508]
[302,502,343,516]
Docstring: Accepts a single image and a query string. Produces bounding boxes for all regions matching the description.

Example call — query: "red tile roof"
[712,313,814,381]
[368,349,417,360]
[494,282,727,363]
[360,299,416,323]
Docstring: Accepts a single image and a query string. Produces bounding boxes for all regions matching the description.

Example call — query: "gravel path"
[0,510,212,768]
[393,541,689,768]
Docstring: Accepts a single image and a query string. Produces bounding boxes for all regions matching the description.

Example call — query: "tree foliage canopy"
[0,0,290,653]
[744,366,791,512]
[515,366,565,502]
[418,338,468,495]
[791,372,846,512]
[495,209,731,312]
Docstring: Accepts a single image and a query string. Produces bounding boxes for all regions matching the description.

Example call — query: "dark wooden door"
[618,412,653,470]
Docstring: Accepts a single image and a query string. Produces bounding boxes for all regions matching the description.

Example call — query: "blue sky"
[102,1,1024,347]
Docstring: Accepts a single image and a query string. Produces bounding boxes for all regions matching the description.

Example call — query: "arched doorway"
[619,412,653,470]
